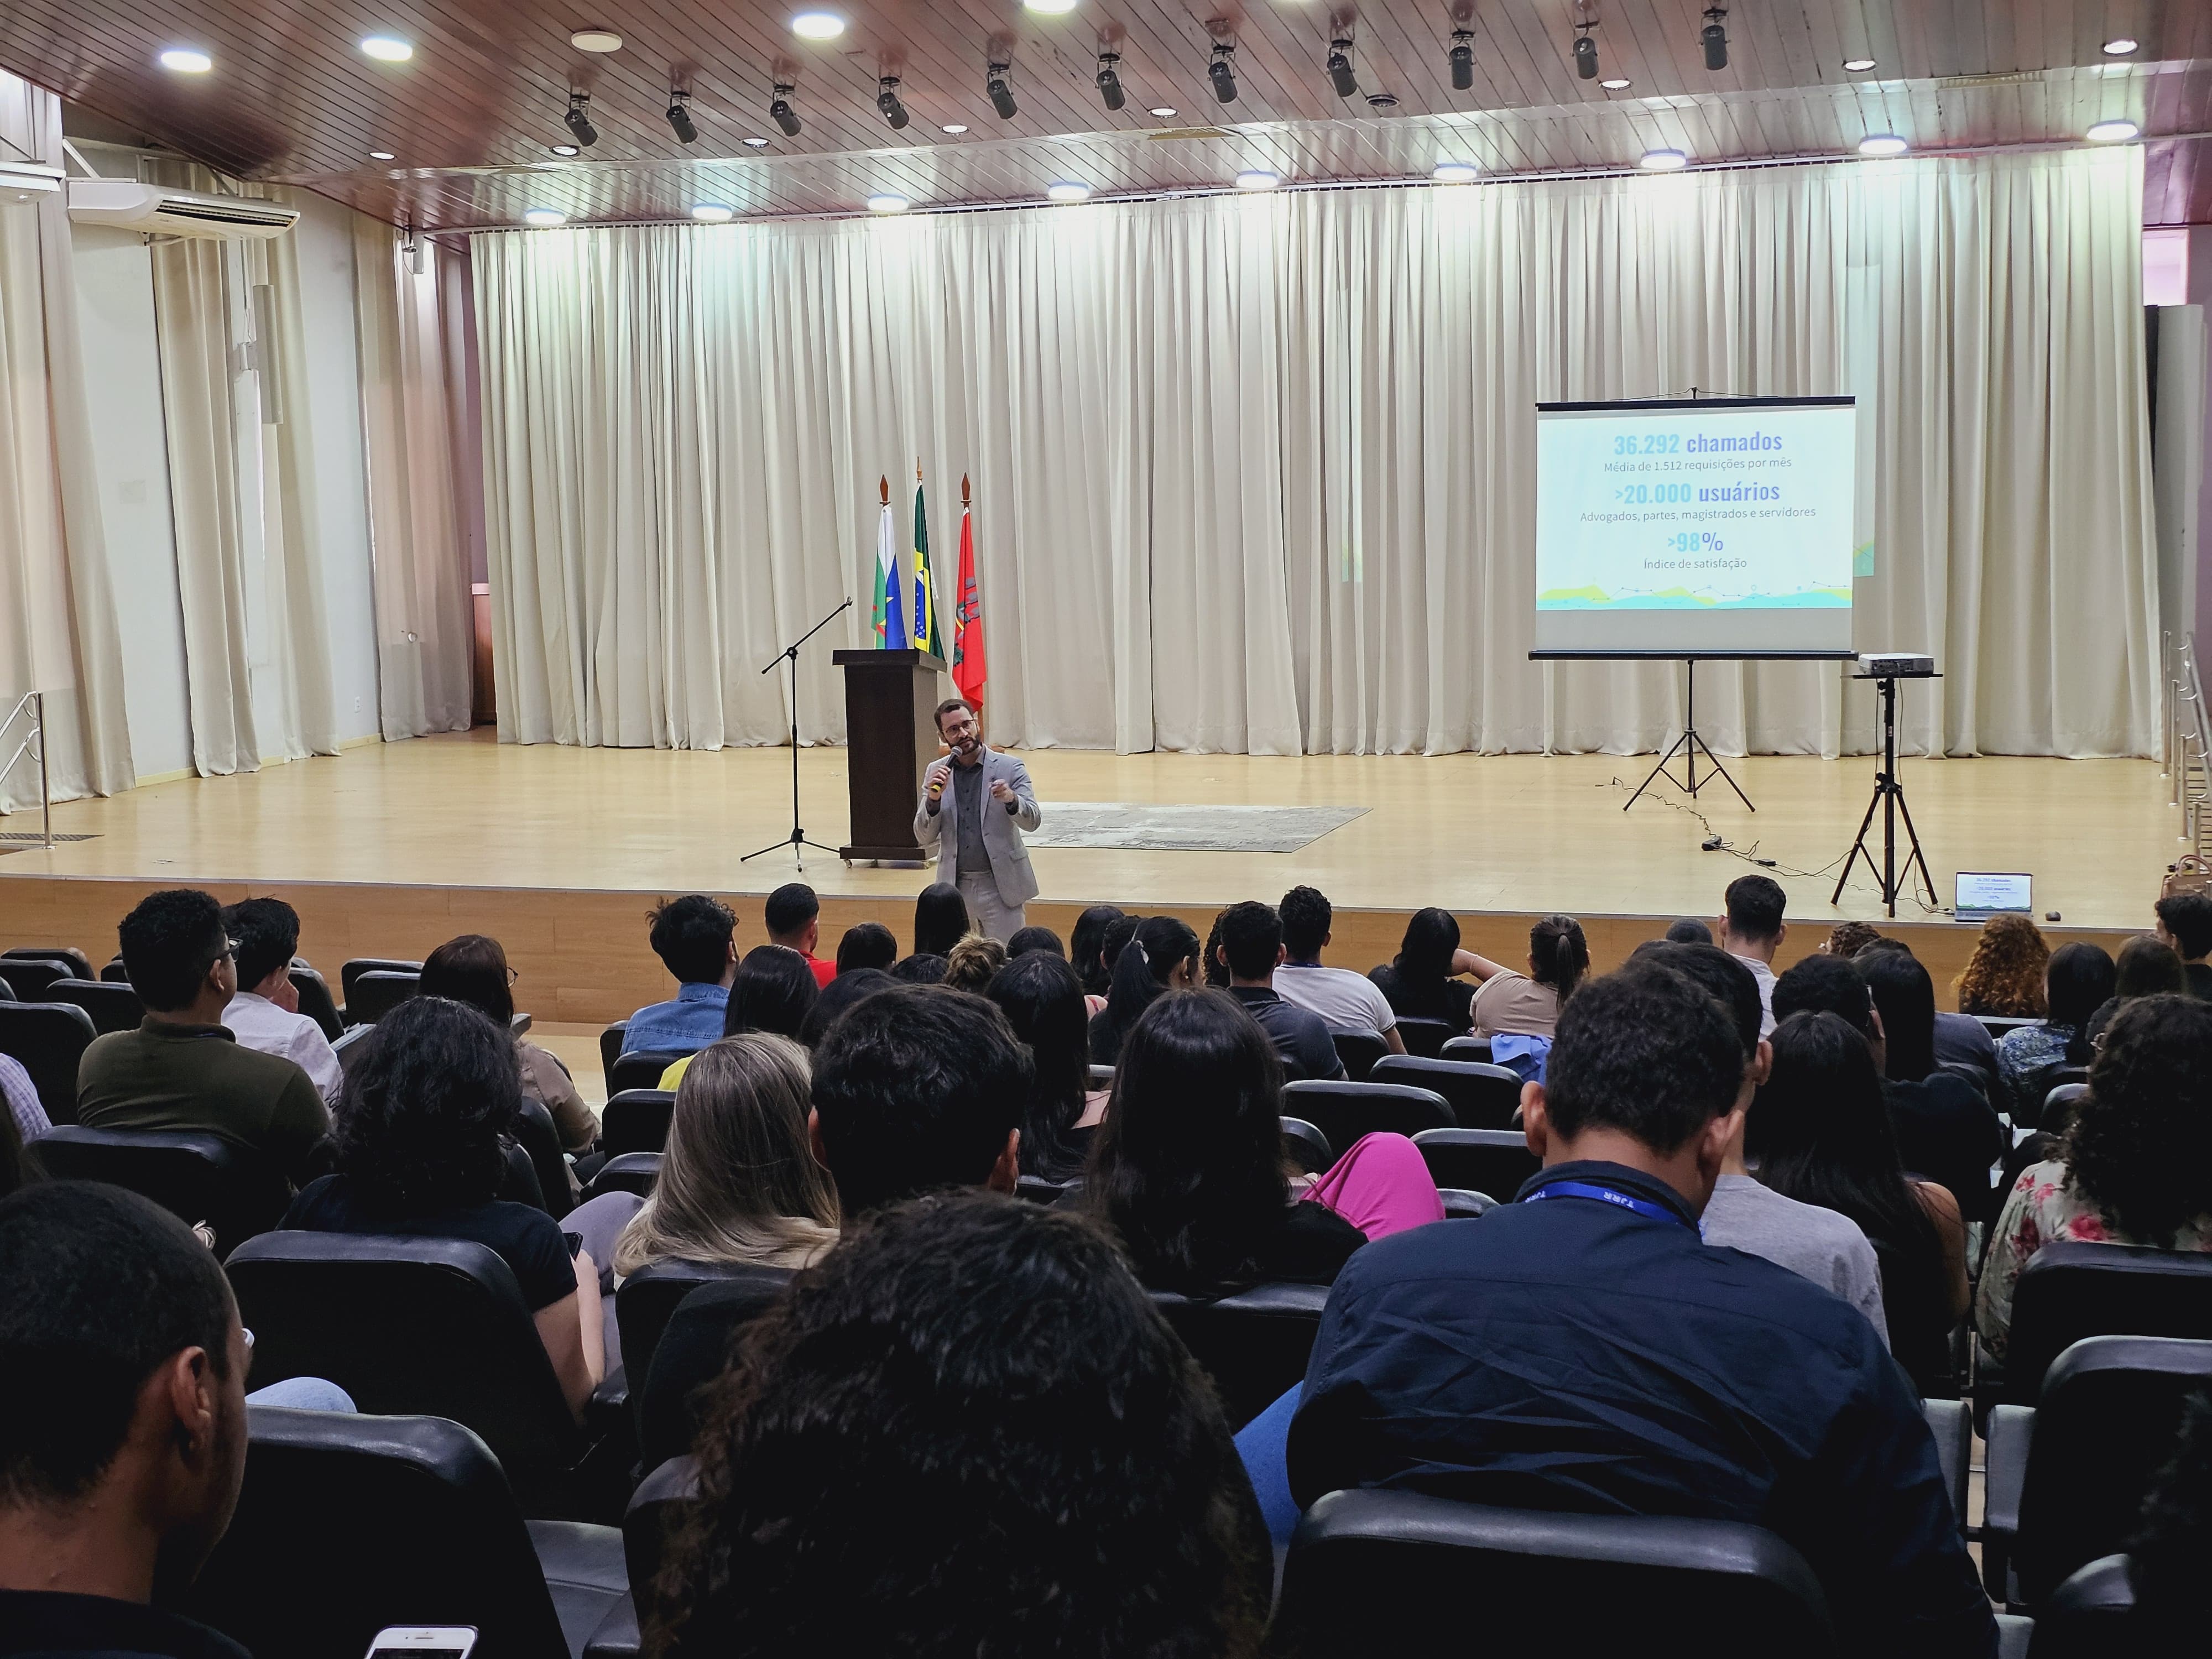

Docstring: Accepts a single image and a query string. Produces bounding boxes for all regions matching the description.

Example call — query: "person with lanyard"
[1282,963,1995,1659]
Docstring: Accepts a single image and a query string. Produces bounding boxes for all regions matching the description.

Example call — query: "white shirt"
[1274,962,1397,1039]
[1731,953,1778,1037]
[223,991,345,1104]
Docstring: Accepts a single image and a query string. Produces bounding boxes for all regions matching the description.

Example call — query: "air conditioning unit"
[65,179,297,240]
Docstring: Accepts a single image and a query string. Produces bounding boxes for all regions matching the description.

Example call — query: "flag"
[876,497,908,649]
[912,471,945,659]
[952,493,986,711]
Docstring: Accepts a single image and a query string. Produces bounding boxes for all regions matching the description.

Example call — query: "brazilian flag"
[912,475,944,659]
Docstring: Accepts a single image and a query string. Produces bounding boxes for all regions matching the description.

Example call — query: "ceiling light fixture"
[743,135,770,147]
[2086,118,2140,142]
[667,91,699,143]
[369,149,396,160]
[159,48,213,73]
[359,35,413,62]
[1024,0,1079,12]
[2102,37,2138,55]
[790,12,844,40]
[1235,169,1279,190]
[1096,51,1126,111]
[1366,91,1398,109]
[1210,41,1239,103]
[571,29,622,52]
[1858,133,1908,155]
[867,192,910,212]
[770,84,802,137]
[1639,147,1688,170]
[1432,161,1479,182]
[1328,38,1359,98]
[988,61,1018,119]
[550,142,581,156]
[1700,8,1728,71]
[1573,26,1599,80]
[877,76,910,129]
[1149,106,1177,118]
[523,207,567,226]
[1841,56,1876,72]
[1600,76,1630,88]
[691,202,734,221]
[1449,29,1475,91]
[1046,180,1092,203]
[564,92,598,148]
[941,123,968,133]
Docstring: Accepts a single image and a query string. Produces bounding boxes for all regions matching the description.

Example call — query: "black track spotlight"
[1701,7,1729,71]
[987,61,1017,120]
[1095,51,1125,112]
[877,75,909,129]
[666,91,698,144]
[564,92,599,148]
[1327,38,1359,98]
[770,83,801,138]
[1449,29,1475,91]
[1572,27,1598,80]
[1209,41,1238,103]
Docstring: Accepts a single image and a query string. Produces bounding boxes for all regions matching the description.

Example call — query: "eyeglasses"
[505,967,520,987]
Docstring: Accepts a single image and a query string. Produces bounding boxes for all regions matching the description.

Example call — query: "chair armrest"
[1993,1613,2033,1659]
[582,1596,641,1659]
[1983,1404,2034,1597]
[1921,1397,1971,1537]
[1437,1187,1492,1219]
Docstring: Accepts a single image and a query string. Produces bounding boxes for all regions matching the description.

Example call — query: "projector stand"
[742,597,853,871]
[1623,660,1755,813]
[1833,671,1940,919]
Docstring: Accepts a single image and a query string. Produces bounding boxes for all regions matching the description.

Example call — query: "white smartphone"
[363,1629,477,1659]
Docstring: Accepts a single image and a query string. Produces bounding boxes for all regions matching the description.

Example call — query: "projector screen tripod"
[1623,660,1755,813]
[743,596,854,870]
[1833,671,1939,918]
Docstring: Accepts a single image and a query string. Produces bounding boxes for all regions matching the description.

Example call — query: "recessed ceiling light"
[1149,106,1177,118]
[1235,169,1280,190]
[158,48,213,74]
[523,207,567,226]
[571,29,623,52]
[941,123,968,134]
[2102,37,2138,55]
[742,135,770,147]
[369,149,396,160]
[1045,180,1092,202]
[359,35,413,62]
[2086,118,2140,142]
[691,202,734,221]
[1858,133,1908,156]
[1599,77,1630,89]
[1432,161,1479,182]
[1841,57,1876,72]
[790,11,844,39]
[1638,148,1688,170]
[867,192,910,213]
[1024,0,1079,11]
[550,143,581,156]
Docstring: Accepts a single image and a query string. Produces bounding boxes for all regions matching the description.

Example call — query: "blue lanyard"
[1524,1180,1695,1232]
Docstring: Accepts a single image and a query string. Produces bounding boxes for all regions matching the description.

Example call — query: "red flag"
[952,482,987,712]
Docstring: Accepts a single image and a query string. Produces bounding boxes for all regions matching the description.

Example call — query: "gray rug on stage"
[1025,802,1367,853]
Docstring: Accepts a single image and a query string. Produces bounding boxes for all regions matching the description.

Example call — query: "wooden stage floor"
[0,730,2175,1029]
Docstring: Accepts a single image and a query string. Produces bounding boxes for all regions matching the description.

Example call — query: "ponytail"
[1530,915,1589,1004]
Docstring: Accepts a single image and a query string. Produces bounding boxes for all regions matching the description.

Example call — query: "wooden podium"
[833,648,947,862]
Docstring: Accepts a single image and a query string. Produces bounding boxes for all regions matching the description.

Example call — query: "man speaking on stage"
[915,697,1041,942]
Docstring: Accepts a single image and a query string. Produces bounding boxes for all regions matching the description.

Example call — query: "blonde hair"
[943,933,1008,995]
[612,1034,841,1277]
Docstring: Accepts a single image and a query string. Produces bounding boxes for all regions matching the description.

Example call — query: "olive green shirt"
[77,1019,332,1185]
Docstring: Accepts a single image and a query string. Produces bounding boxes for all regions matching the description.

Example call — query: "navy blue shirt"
[1287,1160,1995,1659]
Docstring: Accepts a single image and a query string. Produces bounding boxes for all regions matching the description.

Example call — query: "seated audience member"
[1368,907,1477,1031]
[78,889,330,1188]
[0,1105,27,1201]
[1006,925,1064,960]
[2153,890,2212,999]
[1755,1012,1966,1394]
[1286,970,1994,1658]
[218,897,342,1105]
[1201,909,1233,990]
[1976,994,2212,1361]
[889,953,948,985]
[1088,990,1436,1295]
[2130,1386,2212,1648]
[985,953,1098,1185]
[2086,934,2189,1047]
[627,895,738,1055]
[1821,920,1884,958]
[1087,916,1201,1066]
[420,933,597,1153]
[283,997,603,1419]
[833,921,898,975]
[1215,901,1344,1083]
[1662,917,1713,945]
[2,1053,48,1152]
[1465,914,1589,1040]
[1953,912,2050,1019]
[809,985,1030,1217]
[797,967,893,1050]
[0,1184,250,1659]
[912,884,971,960]
[1636,944,1887,1342]
[1994,942,2116,1121]
[648,1194,1269,1659]
[763,884,836,989]
[1856,937,2001,1083]
[1716,873,1787,1035]
[942,933,1008,995]
[1275,886,1404,1052]
[661,946,822,1090]
[1070,904,1126,1014]
[1856,949,2005,1223]
[1772,952,1881,1042]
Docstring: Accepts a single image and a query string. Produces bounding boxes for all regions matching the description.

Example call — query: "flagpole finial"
[879,475,889,505]
[916,457,923,482]
[961,473,971,505]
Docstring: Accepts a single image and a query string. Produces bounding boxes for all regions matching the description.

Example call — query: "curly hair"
[2063,994,2212,1248]
[648,1192,1270,1659]
[333,996,520,1214]
[1953,912,2051,1018]
[1823,920,1884,959]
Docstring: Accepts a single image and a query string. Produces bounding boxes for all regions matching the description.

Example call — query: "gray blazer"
[914,745,1041,907]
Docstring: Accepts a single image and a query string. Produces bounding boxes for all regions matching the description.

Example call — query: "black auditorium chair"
[1392,1016,1456,1060]
[1281,1080,1453,1157]
[100,954,131,983]
[1923,1398,1972,1537]
[3,943,92,980]
[599,1021,629,1095]
[289,966,346,1041]
[2025,1556,2138,1658]
[1148,1282,1332,1432]
[601,1089,678,1157]
[614,1261,774,1434]
[1280,1117,1334,1175]
[609,1052,684,1098]
[347,969,421,1027]
[1992,1241,2212,1407]
[1412,1128,1541,1204]
[515,1095,576,1220]
[185,1406,627,1659]
[1270,1490,1840,1657]
[0,999,96,1124]
[331,1023,376,1077]
[341,958,422,1023]
[1983,1335,2212,1607]
[1088,1063,1115,1090]
[1440,1035,1495,1066]
[44,977,143,1035]
[593,1455,701,1658]
[0,957,74,1002]
[226,1232,628,1519]
[1014,1173,1071,1204]
[1330,1031,1389,1082]
[1974,1015,2041,1044]
[33,1126,288,1260]
[638,1272,796,1470]
[1370,1054,1522,1130]
[585,1152,662,1202]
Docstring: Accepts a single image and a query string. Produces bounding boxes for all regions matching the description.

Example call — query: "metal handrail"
[0,691,52,849]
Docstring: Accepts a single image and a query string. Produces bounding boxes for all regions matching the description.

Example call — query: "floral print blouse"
[1974,1159,2212,1360]
[1993,1022,2079,1121]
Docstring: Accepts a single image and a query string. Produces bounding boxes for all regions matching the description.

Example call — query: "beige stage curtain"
[0,69,133,812]
[471,147,2159,759]
[352,217,474,738]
